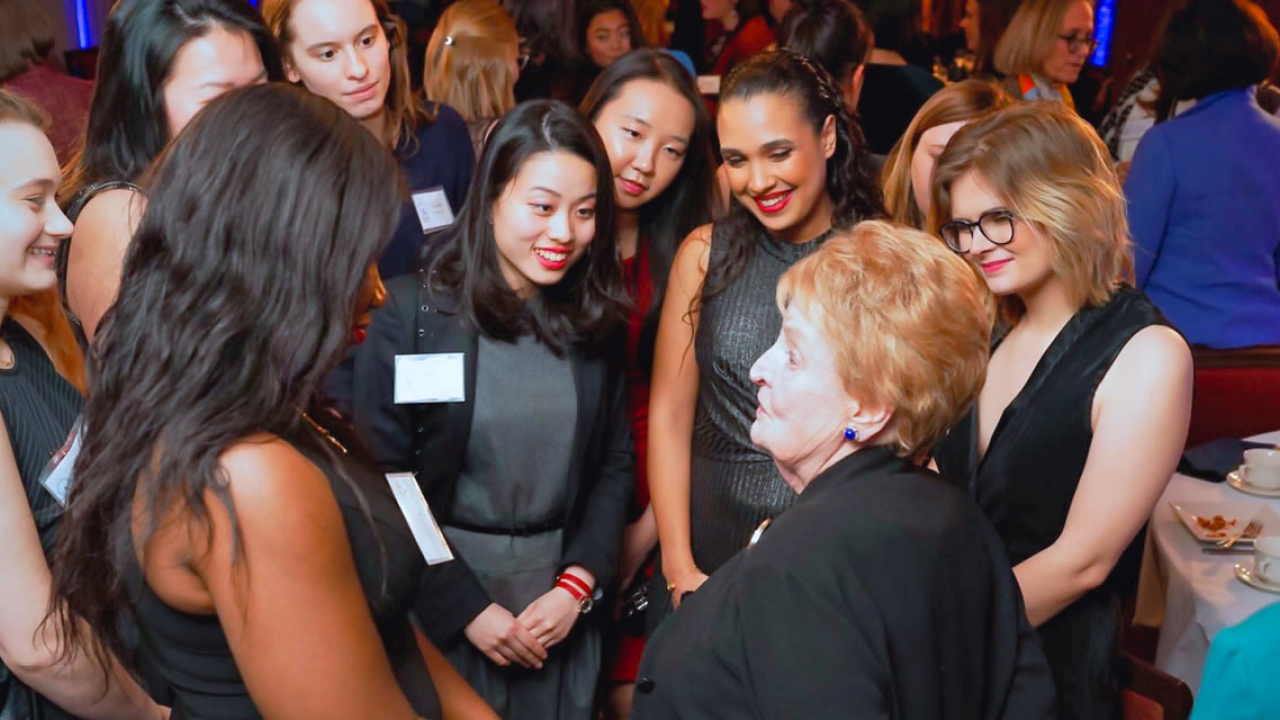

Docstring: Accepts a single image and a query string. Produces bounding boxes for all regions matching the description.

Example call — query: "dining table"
[1133,430,1280,695]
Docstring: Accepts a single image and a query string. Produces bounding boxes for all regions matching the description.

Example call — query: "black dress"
[634,447,1058,719]
[935,287,1171,720]
[0,318,81,720]
[127,421,441,720]
[648,224,833,628]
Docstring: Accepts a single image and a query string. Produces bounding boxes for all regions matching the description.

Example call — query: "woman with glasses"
[993,0,1095,109]
[929,102,1193,720]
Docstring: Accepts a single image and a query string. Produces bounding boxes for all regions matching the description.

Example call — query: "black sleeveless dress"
[0,318,81,720]
[648,223,833,628]
[128,421,441,720]
[935,286,1173,720]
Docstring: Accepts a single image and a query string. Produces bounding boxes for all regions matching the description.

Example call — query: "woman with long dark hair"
[647,50,884,625]
[578,49,715,719]
[264,0,475,280]
[350,100,632,720]
[47,83,494,720]
[0,88,165,720]
[60,0,283,342]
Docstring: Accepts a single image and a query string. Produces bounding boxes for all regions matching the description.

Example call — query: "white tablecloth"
[1134,430,1280,695]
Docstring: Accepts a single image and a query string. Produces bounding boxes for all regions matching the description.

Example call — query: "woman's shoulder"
[413,103,470,145]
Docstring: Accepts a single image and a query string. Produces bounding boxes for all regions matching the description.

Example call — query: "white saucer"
[1235,560,1280,595]
[1226,468,1280,498]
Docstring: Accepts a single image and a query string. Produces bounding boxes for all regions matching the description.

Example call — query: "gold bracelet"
[666,567,702,593]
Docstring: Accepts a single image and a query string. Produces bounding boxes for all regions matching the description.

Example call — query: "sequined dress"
[648,222,832,628]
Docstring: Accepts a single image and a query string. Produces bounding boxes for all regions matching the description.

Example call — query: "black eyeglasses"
[939,209,1017,254]
[1058,32,1098,54]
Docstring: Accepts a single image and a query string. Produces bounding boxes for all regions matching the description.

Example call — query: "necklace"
[299,410,348,455]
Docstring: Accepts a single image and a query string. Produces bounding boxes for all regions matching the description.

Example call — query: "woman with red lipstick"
[351,100,632,720]
[579,49,716,719]
[993,0,1095,109]
[0,89,168,720]
[930,103,1192,720]
[264,0,474,280]
[647,50,884,627]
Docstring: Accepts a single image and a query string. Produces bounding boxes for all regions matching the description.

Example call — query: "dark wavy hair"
[1154,0,1280,114]
[425,100,630,353]
[61,0,284,200]
[777,0,875,90]
[47,83,402,675]
[580,49,715,370]
[705,50,885,301]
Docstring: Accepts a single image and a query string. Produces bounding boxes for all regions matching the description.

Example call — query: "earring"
[843,427,857,441]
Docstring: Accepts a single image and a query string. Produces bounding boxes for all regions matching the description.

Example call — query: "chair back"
[1120,653,1193,720]
[1186,346,1280,448]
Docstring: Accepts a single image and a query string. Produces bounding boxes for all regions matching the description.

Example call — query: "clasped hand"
[463,588,580,669]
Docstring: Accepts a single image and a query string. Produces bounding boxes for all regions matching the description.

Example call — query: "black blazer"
[633,447,1057,719]
[350,273,634,643]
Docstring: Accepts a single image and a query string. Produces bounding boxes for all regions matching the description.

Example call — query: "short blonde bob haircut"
[881,79,1013,229]
[264,0,433,150]
[995,0,1092,78]
[929,102,1133,323]
[424,0,519,123]
[777,220,992,458]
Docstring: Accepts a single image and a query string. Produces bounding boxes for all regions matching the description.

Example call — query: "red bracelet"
[558,571,592,597]
[555,579,587,602]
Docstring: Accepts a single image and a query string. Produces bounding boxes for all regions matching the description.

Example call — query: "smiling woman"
[348,100,633,720]
[645,50,884,630]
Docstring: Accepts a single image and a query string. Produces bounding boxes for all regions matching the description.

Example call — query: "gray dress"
[442,333,598,720]
[649,223,835,628]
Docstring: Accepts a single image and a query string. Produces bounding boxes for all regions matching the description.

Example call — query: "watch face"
[579,596,594,614]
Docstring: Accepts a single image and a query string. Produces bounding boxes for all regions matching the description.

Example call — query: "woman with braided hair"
[646,50,884,629]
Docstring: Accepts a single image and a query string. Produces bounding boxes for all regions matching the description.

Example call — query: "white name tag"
[385,472,454,565]
[394,352,465,404]
[39,420,83,507]
[411,187,455,234]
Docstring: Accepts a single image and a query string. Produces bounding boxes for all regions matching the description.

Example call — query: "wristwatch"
[556,573,595,615]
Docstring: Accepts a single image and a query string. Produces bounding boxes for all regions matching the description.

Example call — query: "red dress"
[609,242,654,682]
[710,16,775,78]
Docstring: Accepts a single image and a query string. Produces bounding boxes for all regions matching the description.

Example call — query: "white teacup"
[1255,536,1280,585]
[1242,449,1280,490]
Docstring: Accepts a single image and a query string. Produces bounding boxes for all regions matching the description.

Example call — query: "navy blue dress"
[381,103,475,280]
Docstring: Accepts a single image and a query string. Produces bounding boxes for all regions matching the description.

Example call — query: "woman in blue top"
[1124,0,1280,349]
[264,0,475,280]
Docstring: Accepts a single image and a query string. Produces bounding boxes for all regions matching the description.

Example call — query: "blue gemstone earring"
[843,427,858,441]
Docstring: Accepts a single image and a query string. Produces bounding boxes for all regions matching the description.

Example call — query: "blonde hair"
[777,220,992,457]
[881,79,1013,229]
[424,0,518,122]
[929,102,1133,324]
[263,0,433,150]
[994,0,1092,78]
[0,90,85,391]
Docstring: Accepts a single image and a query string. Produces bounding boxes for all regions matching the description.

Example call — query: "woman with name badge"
[0,88,166,720]
[350,100,633,720]
[646,50,884,625]
[264,0,474,280]
[46,84,501,720]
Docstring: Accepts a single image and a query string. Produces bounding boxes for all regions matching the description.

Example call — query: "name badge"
[39,419,84,507]
[385,472,454,565]
[411,187,455,234]
[394,352,465,404]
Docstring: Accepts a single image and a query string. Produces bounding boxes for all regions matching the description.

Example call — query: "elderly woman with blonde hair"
[633,221,1056,719]
[931,102,1192,720]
